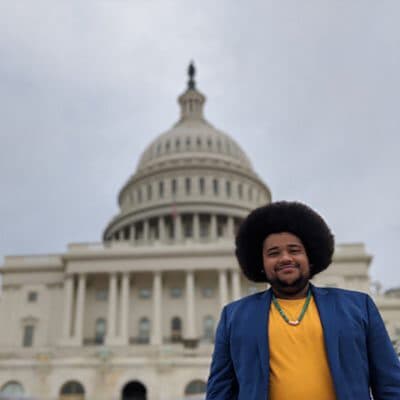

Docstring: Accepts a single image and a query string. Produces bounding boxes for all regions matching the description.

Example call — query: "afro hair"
[235,201,334,282]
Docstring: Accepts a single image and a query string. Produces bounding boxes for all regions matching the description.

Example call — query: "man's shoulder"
[315,285,368,297]
[224,290,268,311]
[313,285,371,305]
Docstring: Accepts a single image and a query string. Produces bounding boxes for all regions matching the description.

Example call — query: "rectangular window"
[185,177,191,195]
[183,217,193,238]
[171,179,177,196]
[147,184,152,200]
[159,181,164,198]
[27,291,38,302]
[217,220,224,237]
[23,325,34,347]
[226,181,231,197]
[238,184,243,199]
[139,288,152,299]
[165,218,174,239]
[213,179,219,195]
[95,289,108,301]
[170,287,183,298]
[202,287,214,298]
[200,221,209,238]
[199,177,205,194]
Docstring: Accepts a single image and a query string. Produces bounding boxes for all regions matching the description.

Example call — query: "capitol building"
[0,65,399,400]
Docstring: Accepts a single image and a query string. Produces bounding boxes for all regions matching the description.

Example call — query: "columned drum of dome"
[103,64,271,244]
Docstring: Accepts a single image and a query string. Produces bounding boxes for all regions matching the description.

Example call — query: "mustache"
[275,263,300,272]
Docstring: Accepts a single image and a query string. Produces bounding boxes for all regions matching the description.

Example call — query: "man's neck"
[272,282,310,299]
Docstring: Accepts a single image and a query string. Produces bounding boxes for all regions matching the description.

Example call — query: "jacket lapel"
[312,285,345,400]
[256,289,272,383]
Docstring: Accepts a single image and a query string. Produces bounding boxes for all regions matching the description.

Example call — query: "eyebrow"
[265,243,302,252]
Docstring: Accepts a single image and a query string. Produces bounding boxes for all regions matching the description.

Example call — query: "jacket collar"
[256,288,272,384]
[311,284,345,400]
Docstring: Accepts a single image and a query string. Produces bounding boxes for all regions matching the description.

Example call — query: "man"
[206,201,400,400]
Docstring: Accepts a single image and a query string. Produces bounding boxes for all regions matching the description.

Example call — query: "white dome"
[103,65,271,243]
[137,90,253,173]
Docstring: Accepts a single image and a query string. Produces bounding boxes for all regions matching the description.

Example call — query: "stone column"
[158,216,166,242]
[193,214,200,241]
[210,214,217,240]
[74,273,86,345]
[119,272,130,345]
[151,271,162,345]
[174,214,182,242]
[130,224,136,244]
[185,270,196,339]
[227,216,234,238]
[106,273,117,345]
[62,275,74,340]
[219,270,229,308]
[231,269,241,301]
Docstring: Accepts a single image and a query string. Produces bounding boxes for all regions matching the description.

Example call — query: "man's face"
[262,232,310,295]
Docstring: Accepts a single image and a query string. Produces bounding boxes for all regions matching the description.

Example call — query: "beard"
[266,266,310,296]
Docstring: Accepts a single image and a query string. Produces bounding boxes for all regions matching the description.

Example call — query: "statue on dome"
[188,62,196,89]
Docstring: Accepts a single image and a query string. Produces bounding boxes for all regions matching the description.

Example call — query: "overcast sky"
[1,1,399,290]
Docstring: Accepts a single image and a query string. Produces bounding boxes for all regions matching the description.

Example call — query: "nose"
[279,251,294,264]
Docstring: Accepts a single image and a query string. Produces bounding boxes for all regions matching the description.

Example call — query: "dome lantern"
[177,62,206,122]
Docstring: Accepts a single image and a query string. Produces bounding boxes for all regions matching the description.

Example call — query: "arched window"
[95,318,106,345]
[203,316,215,342]
[60,381,85,399]
[184,380,207,396]
[0,381,25,397]
[171,316,182,342]
[138,317,150,343]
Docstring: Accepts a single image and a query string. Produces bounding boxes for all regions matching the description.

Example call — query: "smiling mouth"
[276,265,299,272]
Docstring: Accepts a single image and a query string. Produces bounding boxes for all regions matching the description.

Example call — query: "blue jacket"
[206,285,400,400]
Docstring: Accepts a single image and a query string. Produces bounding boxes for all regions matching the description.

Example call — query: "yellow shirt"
[268,296,336,400]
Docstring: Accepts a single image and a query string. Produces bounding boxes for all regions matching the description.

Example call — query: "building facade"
[0,66,399,400]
